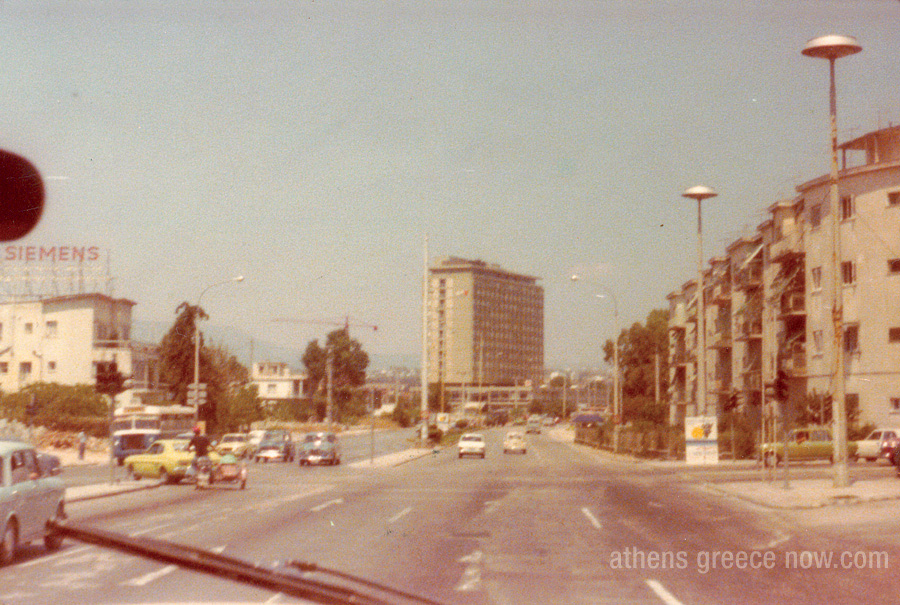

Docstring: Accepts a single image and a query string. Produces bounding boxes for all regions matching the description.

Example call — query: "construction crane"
[271,316,377,424]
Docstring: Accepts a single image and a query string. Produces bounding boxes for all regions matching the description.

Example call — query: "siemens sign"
[4,245,101,262]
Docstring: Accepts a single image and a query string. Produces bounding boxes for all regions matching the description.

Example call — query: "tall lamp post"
[193,275,244,423]
[802,34,861,489]
[681,186,717,418]
[571,275,620,451]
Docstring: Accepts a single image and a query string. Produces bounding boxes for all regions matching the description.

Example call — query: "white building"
[0,293,162,405]
[251,362,307,407]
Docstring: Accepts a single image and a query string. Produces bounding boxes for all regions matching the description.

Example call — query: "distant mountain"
[131,320,418,373]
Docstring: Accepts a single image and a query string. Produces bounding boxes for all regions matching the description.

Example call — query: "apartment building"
[667,124,900,428]
[0,293,161,404]
[427,257,543,411]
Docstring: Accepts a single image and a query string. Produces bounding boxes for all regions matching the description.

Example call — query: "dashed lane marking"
[581,507,602,530]
[388,506,412,523]
[309,497,344,512]
[645,579,685,605]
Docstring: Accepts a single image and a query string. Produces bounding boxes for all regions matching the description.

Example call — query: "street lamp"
[192,275,244,422]
[681,186,717,418]
[802,34,861,489]
[571,274,620,450]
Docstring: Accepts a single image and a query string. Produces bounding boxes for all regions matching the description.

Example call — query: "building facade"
[427,257,544,412]
[251,362,307,408]
[0,293,162,404]
[667,125,900,429]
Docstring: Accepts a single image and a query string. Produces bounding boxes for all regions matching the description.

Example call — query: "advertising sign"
[685,415,719,465]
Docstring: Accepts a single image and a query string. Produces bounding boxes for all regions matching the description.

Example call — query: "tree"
[602,309,669,424]
[216,384,263,433]
[158,303,251,433]
[302,328,370,422]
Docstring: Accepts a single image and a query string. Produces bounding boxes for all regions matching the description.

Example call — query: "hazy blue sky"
[2,0,898,370]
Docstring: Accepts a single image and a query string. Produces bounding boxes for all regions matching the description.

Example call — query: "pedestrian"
[78,430,87,460]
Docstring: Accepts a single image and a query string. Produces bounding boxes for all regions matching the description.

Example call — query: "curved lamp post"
[681,186,717,418]
[802,34,861,489]
[193,275,244,422]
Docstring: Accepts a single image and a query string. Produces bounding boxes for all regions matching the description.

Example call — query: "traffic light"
[774,370,789,402]
[96,361,126,396]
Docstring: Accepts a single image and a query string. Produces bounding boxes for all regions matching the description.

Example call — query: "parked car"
[0,441,66,565]
[245,429,267,457]
[124,439,213,483]
[458,433,486,459]
[760,427,858,466]
[503,431,527,454]
[526,415,542,434]
[298,440,341,466]
[254,430,295,463]
[855,428,900,462]
[36,451,62,476]
[216,433,251,458]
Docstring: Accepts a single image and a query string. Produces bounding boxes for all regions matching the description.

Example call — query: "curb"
[66,481,161,503]
[392,448,441,466]
[700,481,900,510]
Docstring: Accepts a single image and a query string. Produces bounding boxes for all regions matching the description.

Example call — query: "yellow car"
[124,439,218,483]
[216,433,250,458]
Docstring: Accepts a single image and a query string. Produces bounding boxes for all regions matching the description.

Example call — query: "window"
[892,398,900,414]
[889,191,900,207]
[19,361,32,376]
[48,361,57,373]
[840,195,854,220]
[0,363,6,374]
[890,328,900,343]
[24,322,33,335]
[889,259,900,275]
[810,205,821,228]
[45,320,58,337]
[813,330,823,354]
[844,325,859,354]
[811,267,822,290]
[841,261,856,285]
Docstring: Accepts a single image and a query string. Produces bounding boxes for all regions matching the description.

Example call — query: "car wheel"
[44,503,65,551]
[481,453,485,459]
[1,521,17,566]
[127,465,140,481]
[159,468,170,484]
[240,479,246,489]
[764,452,777,468]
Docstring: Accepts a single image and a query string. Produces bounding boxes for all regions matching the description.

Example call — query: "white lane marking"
[388,506,412,523]
[130,522,176,537]
[455,550,483,592]
[122,546,226,587]
[765,530,792,549]
[309,497,344,512]
[648,501,664,509]
[123,564,178,586]
[645,579,685,605]
[18,545,91,568]
[581,507,602,530]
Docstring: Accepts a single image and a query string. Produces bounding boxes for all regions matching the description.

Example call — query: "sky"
[1,0,898,372]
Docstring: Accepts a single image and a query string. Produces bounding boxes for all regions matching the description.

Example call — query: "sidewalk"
[348,447,438,469]
[549,424,900,509]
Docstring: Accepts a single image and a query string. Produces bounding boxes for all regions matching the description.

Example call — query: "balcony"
[770,227,803,263]
[779,291,806,317]
[711,282,732,304]
[735,264,763,290]
[734,320,762,340]
[709,332,732,349]
[742,371,762,392]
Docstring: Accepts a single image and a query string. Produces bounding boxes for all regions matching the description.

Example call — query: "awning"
[738,243,764,271]
[572,413,605,425]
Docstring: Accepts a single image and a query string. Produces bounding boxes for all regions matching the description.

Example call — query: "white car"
[458,433,486,459]
[1,441,66,565]
[503,431,527,454]
[855,428,900,462]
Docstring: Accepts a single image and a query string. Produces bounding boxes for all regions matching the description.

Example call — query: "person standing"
[78,430,87,460]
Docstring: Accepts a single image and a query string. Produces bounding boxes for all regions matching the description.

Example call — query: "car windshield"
[4,3,899,605]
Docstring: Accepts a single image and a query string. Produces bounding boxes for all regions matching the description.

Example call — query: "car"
[36,451,62,476]
[298,440,341,466]
[216,433,250,458]
[855,428,900,462]
[526,416,542,434]
[503,431,526,454]
[124,439,213,483]
[254,430,295,463]
[245,429,267,457]
[458,433,486,459]
[0,441,66,565]
[760,427,858,466]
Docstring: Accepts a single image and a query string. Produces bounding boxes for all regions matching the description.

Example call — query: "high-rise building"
[427,258,543,402]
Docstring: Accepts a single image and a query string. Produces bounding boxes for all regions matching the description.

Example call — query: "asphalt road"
[4,429,900,604]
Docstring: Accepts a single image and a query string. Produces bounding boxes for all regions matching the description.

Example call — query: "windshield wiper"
[49,520,445,605]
